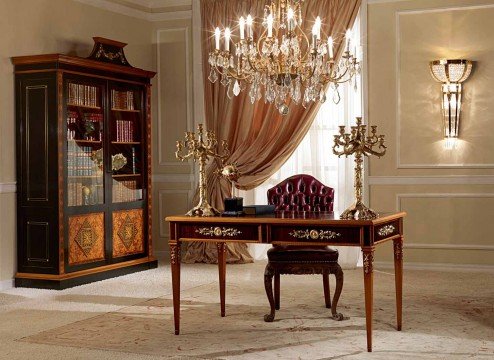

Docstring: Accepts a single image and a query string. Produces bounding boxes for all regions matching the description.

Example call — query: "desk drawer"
[178,223,261,242]
[374,220,400,241]
[270,225,361,245]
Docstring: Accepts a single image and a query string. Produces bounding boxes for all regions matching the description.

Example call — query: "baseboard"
[375,261,494,273]
[0,278,15,291]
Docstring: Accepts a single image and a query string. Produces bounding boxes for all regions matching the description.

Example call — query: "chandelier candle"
[333,117,387,220]
[208,0,360,115]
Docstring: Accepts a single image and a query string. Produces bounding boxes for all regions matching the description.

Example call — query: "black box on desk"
[243,205,276,215]
[222,197,244,216]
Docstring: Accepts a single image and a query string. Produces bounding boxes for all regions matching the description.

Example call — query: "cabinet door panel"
[68,212,105,266]
[112,209,145,258]
[18,76,58,207]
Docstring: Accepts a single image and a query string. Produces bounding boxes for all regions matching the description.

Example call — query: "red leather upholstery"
[267,174,334,212]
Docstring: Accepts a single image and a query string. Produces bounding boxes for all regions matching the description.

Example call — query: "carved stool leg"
[274,271,280,310]
[264,263,276,322]
[323,273,331,309]
[331,264,344,321]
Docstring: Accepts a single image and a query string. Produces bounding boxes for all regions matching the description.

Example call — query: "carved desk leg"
[170,241,181,335]
[394,236,404,331]
[362,246,375,352]
[217,242,227,317]
[264,263,276,322]
[331,265,344,321]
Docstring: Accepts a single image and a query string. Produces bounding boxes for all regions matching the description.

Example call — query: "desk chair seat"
[264,174,344,322]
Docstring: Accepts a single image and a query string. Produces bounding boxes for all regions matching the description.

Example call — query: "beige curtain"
[182,0,361,264]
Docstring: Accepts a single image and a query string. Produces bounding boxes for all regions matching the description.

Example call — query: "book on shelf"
[67,143,98,177]
[111,89,135,110]
[243,205,276,215]
[115,120,134,142]
[68,83,98,107]
[112,180,142,202]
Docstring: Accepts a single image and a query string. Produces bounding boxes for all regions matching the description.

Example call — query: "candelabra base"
[340,201,379,220]
[185,201,220,217]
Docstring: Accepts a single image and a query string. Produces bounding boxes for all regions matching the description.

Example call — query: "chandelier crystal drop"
[208,0,361,115]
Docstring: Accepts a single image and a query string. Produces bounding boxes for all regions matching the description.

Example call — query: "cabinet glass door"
[109,83,144,203]
[66,80,105,207]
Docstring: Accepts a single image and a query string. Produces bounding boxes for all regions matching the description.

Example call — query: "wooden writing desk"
[166,211,406,352]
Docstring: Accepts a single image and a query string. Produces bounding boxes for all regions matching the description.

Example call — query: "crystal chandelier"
[207,0,361,115]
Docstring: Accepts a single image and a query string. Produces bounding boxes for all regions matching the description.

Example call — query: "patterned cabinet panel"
[112,209,144,258]
[68,213,105,266]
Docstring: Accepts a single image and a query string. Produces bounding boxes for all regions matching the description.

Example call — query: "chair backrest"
[267,174,334,212]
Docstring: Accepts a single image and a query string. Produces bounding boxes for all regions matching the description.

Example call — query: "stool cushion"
[267,246,339,262]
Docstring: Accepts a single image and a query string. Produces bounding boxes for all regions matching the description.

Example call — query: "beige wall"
[367,0,494,268]
[150,14,197,257]
[0,0,154,284]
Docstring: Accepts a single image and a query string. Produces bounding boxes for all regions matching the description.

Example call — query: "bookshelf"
[13,37,157,289]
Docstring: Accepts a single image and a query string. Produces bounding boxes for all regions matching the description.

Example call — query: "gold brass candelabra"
[175,124,230,216]
[333,117,386,220]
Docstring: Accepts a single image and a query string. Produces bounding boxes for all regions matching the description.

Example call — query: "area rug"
[18,269,494,359]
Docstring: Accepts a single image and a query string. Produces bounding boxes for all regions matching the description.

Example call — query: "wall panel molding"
[152,174,194,183]
[0,182,17,194]
[395,4,494,169]
[404,243,494,251]
[396,192,494,211]
[369,175,494,185]
[396,192,494,252]
[375,261,494,273]
[158,189,190,238]
[157,27,192,167]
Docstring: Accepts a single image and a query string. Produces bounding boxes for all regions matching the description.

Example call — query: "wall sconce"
[429,59,473,149]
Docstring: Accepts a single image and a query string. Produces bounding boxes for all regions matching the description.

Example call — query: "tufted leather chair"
[263,174,344,322]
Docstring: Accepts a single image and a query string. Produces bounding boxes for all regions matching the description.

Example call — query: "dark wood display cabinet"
[13,38,157,289]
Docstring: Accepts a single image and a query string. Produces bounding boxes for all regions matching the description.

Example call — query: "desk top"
[166,211,406,226]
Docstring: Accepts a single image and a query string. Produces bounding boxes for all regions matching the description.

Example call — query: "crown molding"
[74,0,192,21]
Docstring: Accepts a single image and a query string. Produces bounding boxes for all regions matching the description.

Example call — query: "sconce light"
[429,59,473,149]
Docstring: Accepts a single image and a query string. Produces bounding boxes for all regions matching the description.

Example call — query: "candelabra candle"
[175,124,230,217]
[333,117,387,220]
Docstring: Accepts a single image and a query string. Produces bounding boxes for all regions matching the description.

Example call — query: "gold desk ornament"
[219,163,241,198]
[333,117,386,220]
[175,124,230,216]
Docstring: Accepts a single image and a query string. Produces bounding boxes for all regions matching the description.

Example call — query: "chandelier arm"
[297,25,312,63]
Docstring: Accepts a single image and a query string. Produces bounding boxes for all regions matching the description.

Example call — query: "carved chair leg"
[323,273,331,309]
[331,264,344,321]
[274,271,280,310]
[264,264,276,322]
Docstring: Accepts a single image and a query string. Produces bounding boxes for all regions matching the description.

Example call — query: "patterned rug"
[18,268,494,359]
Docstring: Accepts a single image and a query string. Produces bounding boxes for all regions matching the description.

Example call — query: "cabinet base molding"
[15,257,158,290]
